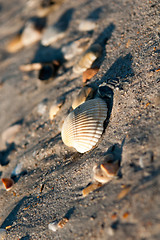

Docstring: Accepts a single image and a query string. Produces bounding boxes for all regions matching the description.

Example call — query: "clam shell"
[61,98,107,153]
[72,86,95,109]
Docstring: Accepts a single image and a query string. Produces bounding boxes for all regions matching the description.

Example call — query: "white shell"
[73,44,102,74]
[78,19,96,31]
[41,26,65,46]
[61,98,107,153]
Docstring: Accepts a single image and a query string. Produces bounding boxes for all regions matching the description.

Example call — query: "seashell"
[62,37,90,60]
[1,178,14,191]
[78,19,97,31]
[48,221,58,232]
[61,98,108,153]
[6,34,24,53]
[21,22,42,46]
[37,101,47,115]
[41,25,65,46]
[82,67,99,83]
[1,124,21,145]
[57,218,68,228]
[0,229,6,240]
[49,98,65,120]
[82,182,102,197]
[72,85,96,109]
[93,154,120,184]
[73,44,102,74]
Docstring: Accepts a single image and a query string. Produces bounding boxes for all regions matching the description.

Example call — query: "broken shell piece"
[1,178,14,191]
[41,25,65,46]
[57,218,68,228]
[1,124,21,145]
[73,44,102,74]
[78,19,97,31]
[82,182,102,197]
[49,98,65,120]
[93,155,120,184]
[82,67,99,83]
[72,85,96,109]
[61,98,108,153]
[6,34,24,53]
[117,185,131,200]
[62,37,90,60]
[0,229,7,240]
[48,221,58,232]
[21,22,42,46]
[11,163,23,178]
[20,63,42,72]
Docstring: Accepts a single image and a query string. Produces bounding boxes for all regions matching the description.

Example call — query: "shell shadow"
[98,53,134,88]
[0,142,16,166]
[87,6,103,20]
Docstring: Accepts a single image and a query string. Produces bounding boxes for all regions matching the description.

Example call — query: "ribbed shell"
[61,98,107,153]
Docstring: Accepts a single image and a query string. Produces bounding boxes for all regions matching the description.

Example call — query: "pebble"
[0,229,6,240]
[78,19,97,31]
[37,100,48,115]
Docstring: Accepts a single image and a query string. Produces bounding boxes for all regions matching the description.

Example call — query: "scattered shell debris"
[0,228,6,240]
[78,19,97,32]
[1,124,22,145]
[73,43,102,74]
[1,178,14,191]
[72,85,96,109]
[82,67,99,83]
[61,98,108,153]
[49,98,65,120]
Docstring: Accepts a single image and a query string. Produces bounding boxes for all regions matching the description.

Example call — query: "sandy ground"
[0,0,160,239]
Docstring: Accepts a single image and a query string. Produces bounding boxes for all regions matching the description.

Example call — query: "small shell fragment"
[1,124,21,145]
[61,98,107,153]
[0,228,7,240]
[21,22,42,46]
[57,218,69,228]
[62,37,90,60]
[82,67,99,83]
[93,154,120,184]
[19,63,42,72]
[6,34,24,53]
[49,98,65,120]
[82,182,102,197]
[1,178,14,191]
[48,221,58,232]
[41,26,65,46]
[78,19,97,31]
[117,185,131,200]
[72,85,95,109]
[73,44,102,74]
